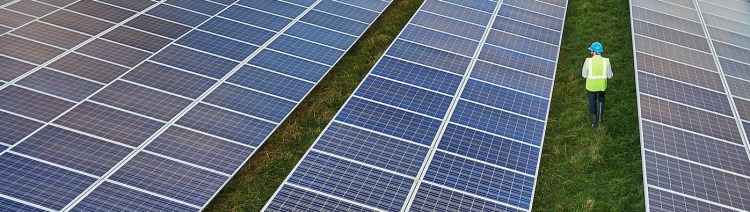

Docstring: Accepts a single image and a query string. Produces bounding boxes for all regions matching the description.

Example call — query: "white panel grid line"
[297,20,358,37]
[503,3,562,20]
[633,30,713,54]
[103,179,202,209]
[172,124,257,149]
[369,73,455,97]
[645,149,750,179]
[635,50,718,73]
[435,0,493,15]
[631,1,650,209]
[404,0,506,210]
[510,1,567,209]
[60,1,330,210]
[475,58,554,80]
[636,70,725,94]
[693,0,750,169]
[0,193,55,212]
[420,180,528,211]
[437,148,535,178]
[408,22,482,42]
[383,55,465,77]
[468,76,551,100]
[633,0,750,209]
[647,185,743,211]
[8,151,98,179]
[0,0,21,8]
[311,149,415,180]
[632,18,707,38]
[350,95,443,120]
[312,9,369,25]
[282,182,385,212]
[140,150,231,177]
[642,118,745,148]
[396,38,473,59]
[630,4,701,25]
[262,1,432,210]
[459,98,547,123]
[638,93,734,119]
[419,10,486,28]
[12,84,76,104]
[332,120,432,149]
[332,0,380,13]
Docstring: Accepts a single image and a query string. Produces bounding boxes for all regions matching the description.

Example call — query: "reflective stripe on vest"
[586,57,608,92]
[587,58,608,79]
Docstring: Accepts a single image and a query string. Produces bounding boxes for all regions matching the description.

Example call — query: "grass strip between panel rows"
[204,0,424,210]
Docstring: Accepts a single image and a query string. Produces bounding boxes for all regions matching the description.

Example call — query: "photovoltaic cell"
[0,153,96,210]
[13,126,132,176]
[72,182,198,212]
[0,0,389,210]
[631,1,750,210]
[0,110,42,145]
[109,152,227,206]
[266,0,566,211]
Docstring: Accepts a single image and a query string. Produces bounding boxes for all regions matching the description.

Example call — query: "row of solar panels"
[265,0,567,211]
[0,0,391,211]
[630,0,750,210]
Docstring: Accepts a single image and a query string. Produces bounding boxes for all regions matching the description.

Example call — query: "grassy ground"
[206,0,643,211]
[533,0,643,211]
[203,0,424,211]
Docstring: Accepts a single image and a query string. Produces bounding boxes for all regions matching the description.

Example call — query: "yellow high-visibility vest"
[586,57,609,91]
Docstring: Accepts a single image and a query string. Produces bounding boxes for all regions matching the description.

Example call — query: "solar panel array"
[0,0,390,210]
[630,0,750,210]
[265,0,567,211]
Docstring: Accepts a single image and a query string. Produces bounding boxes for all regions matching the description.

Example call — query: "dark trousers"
[587,91,605,115]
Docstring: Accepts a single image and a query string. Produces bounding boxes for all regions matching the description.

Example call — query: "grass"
[206,0,643,211]
[532,0,643,210]
[203,0,424,211]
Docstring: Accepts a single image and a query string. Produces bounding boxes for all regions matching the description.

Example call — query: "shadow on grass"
[203,0,424,211]
[533,0,643,211]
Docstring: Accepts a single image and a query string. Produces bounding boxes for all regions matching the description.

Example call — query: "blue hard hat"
[589,42,603,53]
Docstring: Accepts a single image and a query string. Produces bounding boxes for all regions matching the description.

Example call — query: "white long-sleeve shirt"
[582,55,613,79]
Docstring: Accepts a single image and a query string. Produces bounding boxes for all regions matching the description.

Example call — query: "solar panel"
[264,0,567,211]
[0,0,391,210]
[630,0,750,210]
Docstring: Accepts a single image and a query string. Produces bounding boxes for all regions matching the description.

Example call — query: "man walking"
[582,42,612,128]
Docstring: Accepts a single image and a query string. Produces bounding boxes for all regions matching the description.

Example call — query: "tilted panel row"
[0,0,391,210]
[264,0,567,211]
[631,0,750,210]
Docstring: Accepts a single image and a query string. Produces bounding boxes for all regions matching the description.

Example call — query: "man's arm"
[582,59,588,78]
[607,59,613,79]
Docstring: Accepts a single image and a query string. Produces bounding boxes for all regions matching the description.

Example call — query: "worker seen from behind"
[582,42,612,128]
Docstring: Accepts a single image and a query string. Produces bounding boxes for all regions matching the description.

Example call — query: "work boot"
[598,102,604,123]
[591,114,598,128]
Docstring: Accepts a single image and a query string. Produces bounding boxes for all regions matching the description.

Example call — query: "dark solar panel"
[265,0,567,211]
[0,0,391,210]
[631,0,750,210]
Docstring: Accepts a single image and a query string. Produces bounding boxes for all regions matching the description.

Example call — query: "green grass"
[532,0,643,210]
[203,0,424,211]
[205,0,643,211]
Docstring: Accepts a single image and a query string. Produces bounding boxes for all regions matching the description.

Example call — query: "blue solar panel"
[631,0,750,210]
[0,0,391,210]
[266,0,567,211]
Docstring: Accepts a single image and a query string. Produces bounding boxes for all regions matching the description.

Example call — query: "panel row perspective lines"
[631,0,750,211]
[0,0,391,211]
[265,0,568,211]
